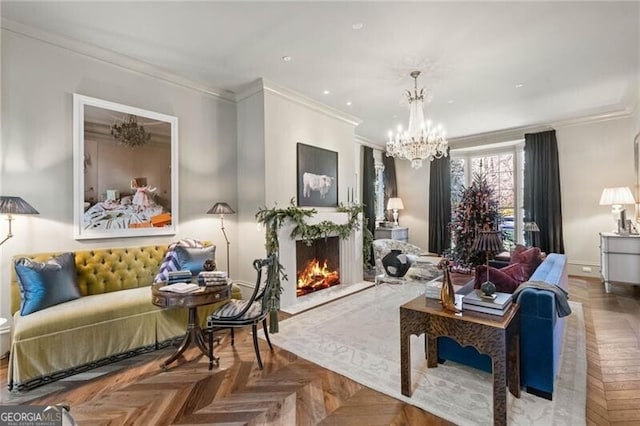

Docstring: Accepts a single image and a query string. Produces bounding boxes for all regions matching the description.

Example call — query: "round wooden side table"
[151,283,230,368]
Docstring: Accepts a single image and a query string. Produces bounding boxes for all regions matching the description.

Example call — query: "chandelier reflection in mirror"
[110,114,151,148]
[386,71,448,169]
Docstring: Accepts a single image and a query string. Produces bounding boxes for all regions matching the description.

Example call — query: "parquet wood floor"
[0,276,638,425]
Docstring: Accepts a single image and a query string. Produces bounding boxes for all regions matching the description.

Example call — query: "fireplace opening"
[296,237,340,297]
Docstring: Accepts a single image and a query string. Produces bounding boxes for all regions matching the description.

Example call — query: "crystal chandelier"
[386,71,448,169]
[110,115,151,148]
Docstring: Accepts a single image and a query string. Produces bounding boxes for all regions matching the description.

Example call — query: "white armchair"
[372,239,440,282]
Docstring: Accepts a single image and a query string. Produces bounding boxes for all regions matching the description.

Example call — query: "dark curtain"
[428,154,451,255]
[524,130,565,254]
[362,146,377,265]
[382,155,397,222]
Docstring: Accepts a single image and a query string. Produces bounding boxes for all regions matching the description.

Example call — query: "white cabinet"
[600,232,640,292]
[374,227,409,242]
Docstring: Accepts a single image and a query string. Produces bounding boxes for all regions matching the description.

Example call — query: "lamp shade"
[207,202,235,215]
[387,197,404,210]
[599,187,635,206]
[471,230,503,254]
[0,196,39,215]
[523,221,540,232]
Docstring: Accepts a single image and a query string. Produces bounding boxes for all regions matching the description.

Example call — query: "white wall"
[263,85,358,208]
[556,116,635,275]
[234,80,360,285]
[235,86,267,286]
[0,29,237,320]
[394,159,430,250]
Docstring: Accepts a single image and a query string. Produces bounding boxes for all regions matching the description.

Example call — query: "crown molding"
[551,106,635,129]
[235,78,363,128]
[354,134,384,150]
[449,125,548,148]
[449,107,635,148]
[258,78,362,127]
[1,18,236,103]
[620,80,639,117]
[234,79,267,103]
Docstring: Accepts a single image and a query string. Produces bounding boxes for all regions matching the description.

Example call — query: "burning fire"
[297,258,340,296]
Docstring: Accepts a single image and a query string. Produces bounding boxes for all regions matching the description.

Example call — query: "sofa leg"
[526,386,552,400]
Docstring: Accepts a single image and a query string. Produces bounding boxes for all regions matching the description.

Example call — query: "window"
[372,150,385,224]
[374,163,385,222]
[451,141,524,249]
[450,157,465,208]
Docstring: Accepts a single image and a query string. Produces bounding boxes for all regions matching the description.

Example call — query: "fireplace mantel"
[277,211,364,312]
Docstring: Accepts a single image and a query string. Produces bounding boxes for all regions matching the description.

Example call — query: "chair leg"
[252,323,263,370]
[208,329,214,371]
[230,327,235,346]
[262,318,273,351]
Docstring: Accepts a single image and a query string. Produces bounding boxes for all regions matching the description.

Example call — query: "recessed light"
[282,56,292,62]
[346,101,352,106]
[323,90,330,95]
[515,83,524,88]
[351,22,364,30]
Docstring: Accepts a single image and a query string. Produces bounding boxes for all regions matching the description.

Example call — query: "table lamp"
[523,221,540,247]
[0,196,39,246]
[471,228,503,297]
[600,187,635,233]
[387,197,404,227]
[207,202,236,275]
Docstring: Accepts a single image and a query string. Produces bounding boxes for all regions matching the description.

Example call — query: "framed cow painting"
[297,143,338,207]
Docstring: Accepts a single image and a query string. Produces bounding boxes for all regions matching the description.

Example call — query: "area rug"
[266,282,586,425]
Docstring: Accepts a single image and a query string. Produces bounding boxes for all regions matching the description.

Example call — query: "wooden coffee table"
[400,296,520,426]
[151,283,230,368]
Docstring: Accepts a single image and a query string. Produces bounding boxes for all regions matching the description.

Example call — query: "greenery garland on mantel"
[255,199,368,332]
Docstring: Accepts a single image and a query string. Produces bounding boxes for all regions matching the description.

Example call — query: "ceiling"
[2,1,639,143]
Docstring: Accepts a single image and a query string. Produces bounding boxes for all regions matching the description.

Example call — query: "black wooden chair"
[206,255,276,370]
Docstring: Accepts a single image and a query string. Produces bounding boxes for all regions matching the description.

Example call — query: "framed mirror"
[73,94,178,239]
[635,131,640,223]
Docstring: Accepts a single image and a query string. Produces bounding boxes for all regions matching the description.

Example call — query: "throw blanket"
[512,280,572,318]
[153,238,203,283]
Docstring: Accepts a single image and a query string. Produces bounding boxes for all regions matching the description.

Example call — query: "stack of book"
[198,270,228,286]
[167,270,192,285]
[462,290,512,316]
[159,282,200,294]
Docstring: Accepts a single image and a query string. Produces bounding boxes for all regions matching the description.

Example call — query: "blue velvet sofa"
[438,253,569,400]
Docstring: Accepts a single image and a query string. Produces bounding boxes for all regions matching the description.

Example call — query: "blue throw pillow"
[174,245,216,276]
[14,252,82,315]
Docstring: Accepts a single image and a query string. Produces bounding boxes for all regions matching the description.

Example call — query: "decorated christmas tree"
[446,173,501,273]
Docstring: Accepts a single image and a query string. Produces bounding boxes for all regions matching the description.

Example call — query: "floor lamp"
[207,202,235,275]
[0,196,39,247]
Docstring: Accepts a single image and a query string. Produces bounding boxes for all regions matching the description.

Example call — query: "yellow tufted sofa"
[8,244,241,391]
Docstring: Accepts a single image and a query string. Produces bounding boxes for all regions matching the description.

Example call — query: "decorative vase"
[480,281,496,296]
[203,259,216,271]
[438,259,460,313]
[382,249,411,277]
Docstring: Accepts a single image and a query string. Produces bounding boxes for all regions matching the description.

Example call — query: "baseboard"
[567,262,600,279]
[234,280,256,299]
